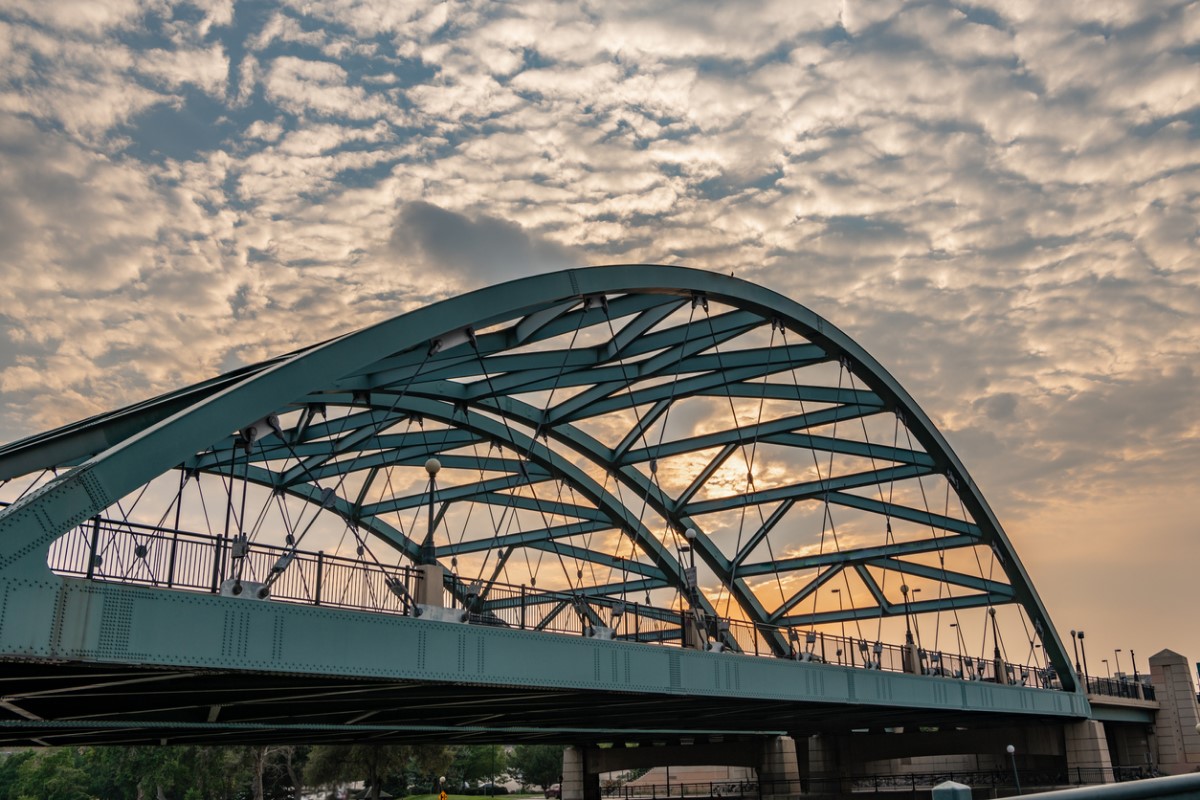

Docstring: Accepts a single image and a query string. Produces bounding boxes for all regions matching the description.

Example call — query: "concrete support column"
[758,735,800,798]
[1149,649,1200,774]
[416,563,446,607]
[805,734,853,795]
[1064,720,1115,784]
[562,746,584,800]
[901,642,922,674]
[561,746,599,800]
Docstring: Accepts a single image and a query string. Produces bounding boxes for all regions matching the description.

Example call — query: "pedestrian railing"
[45,511,1060,691]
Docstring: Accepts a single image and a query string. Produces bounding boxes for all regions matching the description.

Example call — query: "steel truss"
[0,265,1077,691]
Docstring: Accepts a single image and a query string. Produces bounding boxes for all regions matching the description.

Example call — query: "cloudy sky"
[0,0,1197,671]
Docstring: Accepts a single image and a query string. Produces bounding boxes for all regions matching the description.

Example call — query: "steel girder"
[0,265,1077,690]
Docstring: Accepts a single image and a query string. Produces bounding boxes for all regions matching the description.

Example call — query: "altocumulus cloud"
[0,0,1196,661]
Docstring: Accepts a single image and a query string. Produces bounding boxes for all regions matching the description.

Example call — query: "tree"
[12,748,92,800]
[508,745,562,791]
[449,745,507,789]
[0,751,35,800]
[305,744,451,800]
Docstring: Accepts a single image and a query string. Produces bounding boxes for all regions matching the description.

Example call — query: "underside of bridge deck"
[0,659,1078,747]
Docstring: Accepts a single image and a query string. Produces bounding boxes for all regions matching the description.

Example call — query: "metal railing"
[610,767,1156,799]
[721,617,1054,688]
[45,513,1062,691]
[1087,675,1155,701]
[604,780,756,798]
[48,515,421,615]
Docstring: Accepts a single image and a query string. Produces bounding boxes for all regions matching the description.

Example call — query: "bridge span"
[0,265,1179,785]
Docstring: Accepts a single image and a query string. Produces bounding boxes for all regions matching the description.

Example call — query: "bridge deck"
[0,572,1089,746]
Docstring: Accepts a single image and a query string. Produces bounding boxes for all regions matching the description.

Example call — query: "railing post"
[210,533,224,593]
[85,516,101,580]
[315,551,324,606]
[167,529,179,588]
[520,584,527,630]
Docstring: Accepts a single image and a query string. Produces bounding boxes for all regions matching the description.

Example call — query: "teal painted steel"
[8,575,1088,719]
[0,265,1081,703]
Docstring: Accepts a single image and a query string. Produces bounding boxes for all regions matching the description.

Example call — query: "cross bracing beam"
[824,492,981,536]
[546,311,764,423]
[438,520,614,556]
[191,428,487,470]
[298,452,536,485]
[554,345,830,422]
[774,592,1013,628]
[734,533,980,577]
[523,540,668,581]
[682,464,934,517]
[765,559,1014,624]
[481,579,672,613]
[361,469,553,518]
[861,557,1016,597]
[0,264,1077,692]
[757,433,934,468]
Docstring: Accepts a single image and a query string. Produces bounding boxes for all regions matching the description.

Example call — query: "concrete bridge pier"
[562,746,599,800]
[1064,720,1115,784]
[758,735,801,797]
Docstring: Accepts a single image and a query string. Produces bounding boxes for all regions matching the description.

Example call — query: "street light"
[1102,658,1110,679]
[1006,745,1022,795]
[831,588,846,665]
[950,622,965,668]
[1114,649,1124,680]
[420,458,441,565]
[1078,630,1091,687]
[1070,630,1081,676]
[911,588,922,649]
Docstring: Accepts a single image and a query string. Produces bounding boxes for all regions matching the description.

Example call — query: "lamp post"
[1006,745,1022,795]
[1078,629,1091,688]
[1131,649,1139,682]
[1114,649,1124,680]
[901,584,913,644]
[1102,659,1110,679]
[1070,630,1081,676]
[420,458,441,565]
[832,588,845,665]
[911,588,922,649]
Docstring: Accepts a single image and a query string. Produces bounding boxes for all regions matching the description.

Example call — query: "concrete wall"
[1149,649,1200,774]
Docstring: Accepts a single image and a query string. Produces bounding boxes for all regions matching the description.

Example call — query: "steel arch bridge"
[0,265,1083,744]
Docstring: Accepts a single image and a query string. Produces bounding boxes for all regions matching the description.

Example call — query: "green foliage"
[0,744,307,800]
[0,751,35,800]
[305,744,453,800]
[507,745,562,791]
[447,745,507,788]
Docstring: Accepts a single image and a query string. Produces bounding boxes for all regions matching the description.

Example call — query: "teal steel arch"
[0,265,1076,691]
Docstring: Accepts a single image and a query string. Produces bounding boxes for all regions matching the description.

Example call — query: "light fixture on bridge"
[425,458,442,477]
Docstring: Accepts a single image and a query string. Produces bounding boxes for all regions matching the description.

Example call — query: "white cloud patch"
[265,55,397,120]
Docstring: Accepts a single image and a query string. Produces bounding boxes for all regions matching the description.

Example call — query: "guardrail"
[48,515,422,615]
[46,513,1057,690]
[607,766,1156,798]
[1087,675,1156,701]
